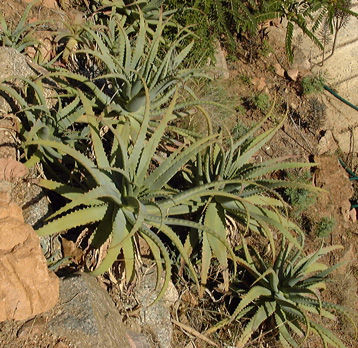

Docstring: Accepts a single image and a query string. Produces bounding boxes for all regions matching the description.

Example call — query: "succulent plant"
[27,89,235,302]
[182,106,321,294]
[207,237,357,348]
[0,0,43,52]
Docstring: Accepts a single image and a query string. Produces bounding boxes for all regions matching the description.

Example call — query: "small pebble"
[17,317,46,338]
[54,341,69,348]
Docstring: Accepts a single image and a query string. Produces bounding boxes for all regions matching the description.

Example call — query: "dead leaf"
[62,238,84,264]
[0,159,28,181]
[172,319,220,348]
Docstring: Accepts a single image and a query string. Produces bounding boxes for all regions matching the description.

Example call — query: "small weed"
[251,93,270,111]
[315,216,336,238]
[238,74,251,85]
[285,170,317,217]
[267,64,276,74]
[306,97,326,131]
[302,74,326,95]
[258,39,274,57]
[0,0,41,52]
[232,121,251,141]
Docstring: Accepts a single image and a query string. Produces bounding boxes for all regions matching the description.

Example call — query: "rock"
[251,77,266,91]
[0,48,35,113]
[287,69,299,81]
[0,159,28,181]
[0,119,17,160]
[317,130,338,155]
[126,330,151,348]
[273,63,285,78]
[0,47,55,114]
[0,201,59,321]
[0,182,12,203]
[291,46,310,71]
[135,269,179,348]
[266,25,286,49]
[212,42,230,80]
[47,273,135,348]
[17,317,47,338]
[349,208,356,223]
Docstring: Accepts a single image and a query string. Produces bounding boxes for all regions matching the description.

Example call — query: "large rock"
[0,47,55,114]
[47,274,138,348]
[0,201,59,321]
[135,269,179,348]
[0,47,35,113]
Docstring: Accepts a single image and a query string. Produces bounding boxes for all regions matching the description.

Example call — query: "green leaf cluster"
[164,0,358,64]
[28,89,230,302]
[0,2,353,344]
[0,0,43,52]
[181,107,321,294]
[207,237,357,348]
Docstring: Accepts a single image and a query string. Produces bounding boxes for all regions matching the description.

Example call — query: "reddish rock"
[349,208,357,223]
[0,159,28,182]
[287,69,299,81]
[251,77,266,91]
[0,201,59,321]
[273,63,285,78]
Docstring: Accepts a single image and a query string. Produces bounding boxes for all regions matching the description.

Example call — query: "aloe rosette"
[27,89,236,302]
[182,106,322,294]
[206,237,357,348]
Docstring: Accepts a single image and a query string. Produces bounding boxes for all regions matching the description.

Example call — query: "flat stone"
[210,42,230,80]
[317,130,338,155]
[287,69,299,81]
[48,274,133,348]
[349,208,357,223]
[17,317,47,338]
[273,63,285,78]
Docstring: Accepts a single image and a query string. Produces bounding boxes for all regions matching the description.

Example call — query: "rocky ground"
[1,1,358,348]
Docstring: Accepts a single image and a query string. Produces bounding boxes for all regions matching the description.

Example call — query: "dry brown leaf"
[172,319,220,348]
[62,238,84,264]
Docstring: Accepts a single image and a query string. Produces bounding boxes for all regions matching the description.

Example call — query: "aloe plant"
[0,0,44,52]
[181,107,321,294]
[27,89,238,302]
[72,10,199,114]
[96,0,175,31]
[207,237,357,348]
[0,72,90,167]
[46,5,204,143]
